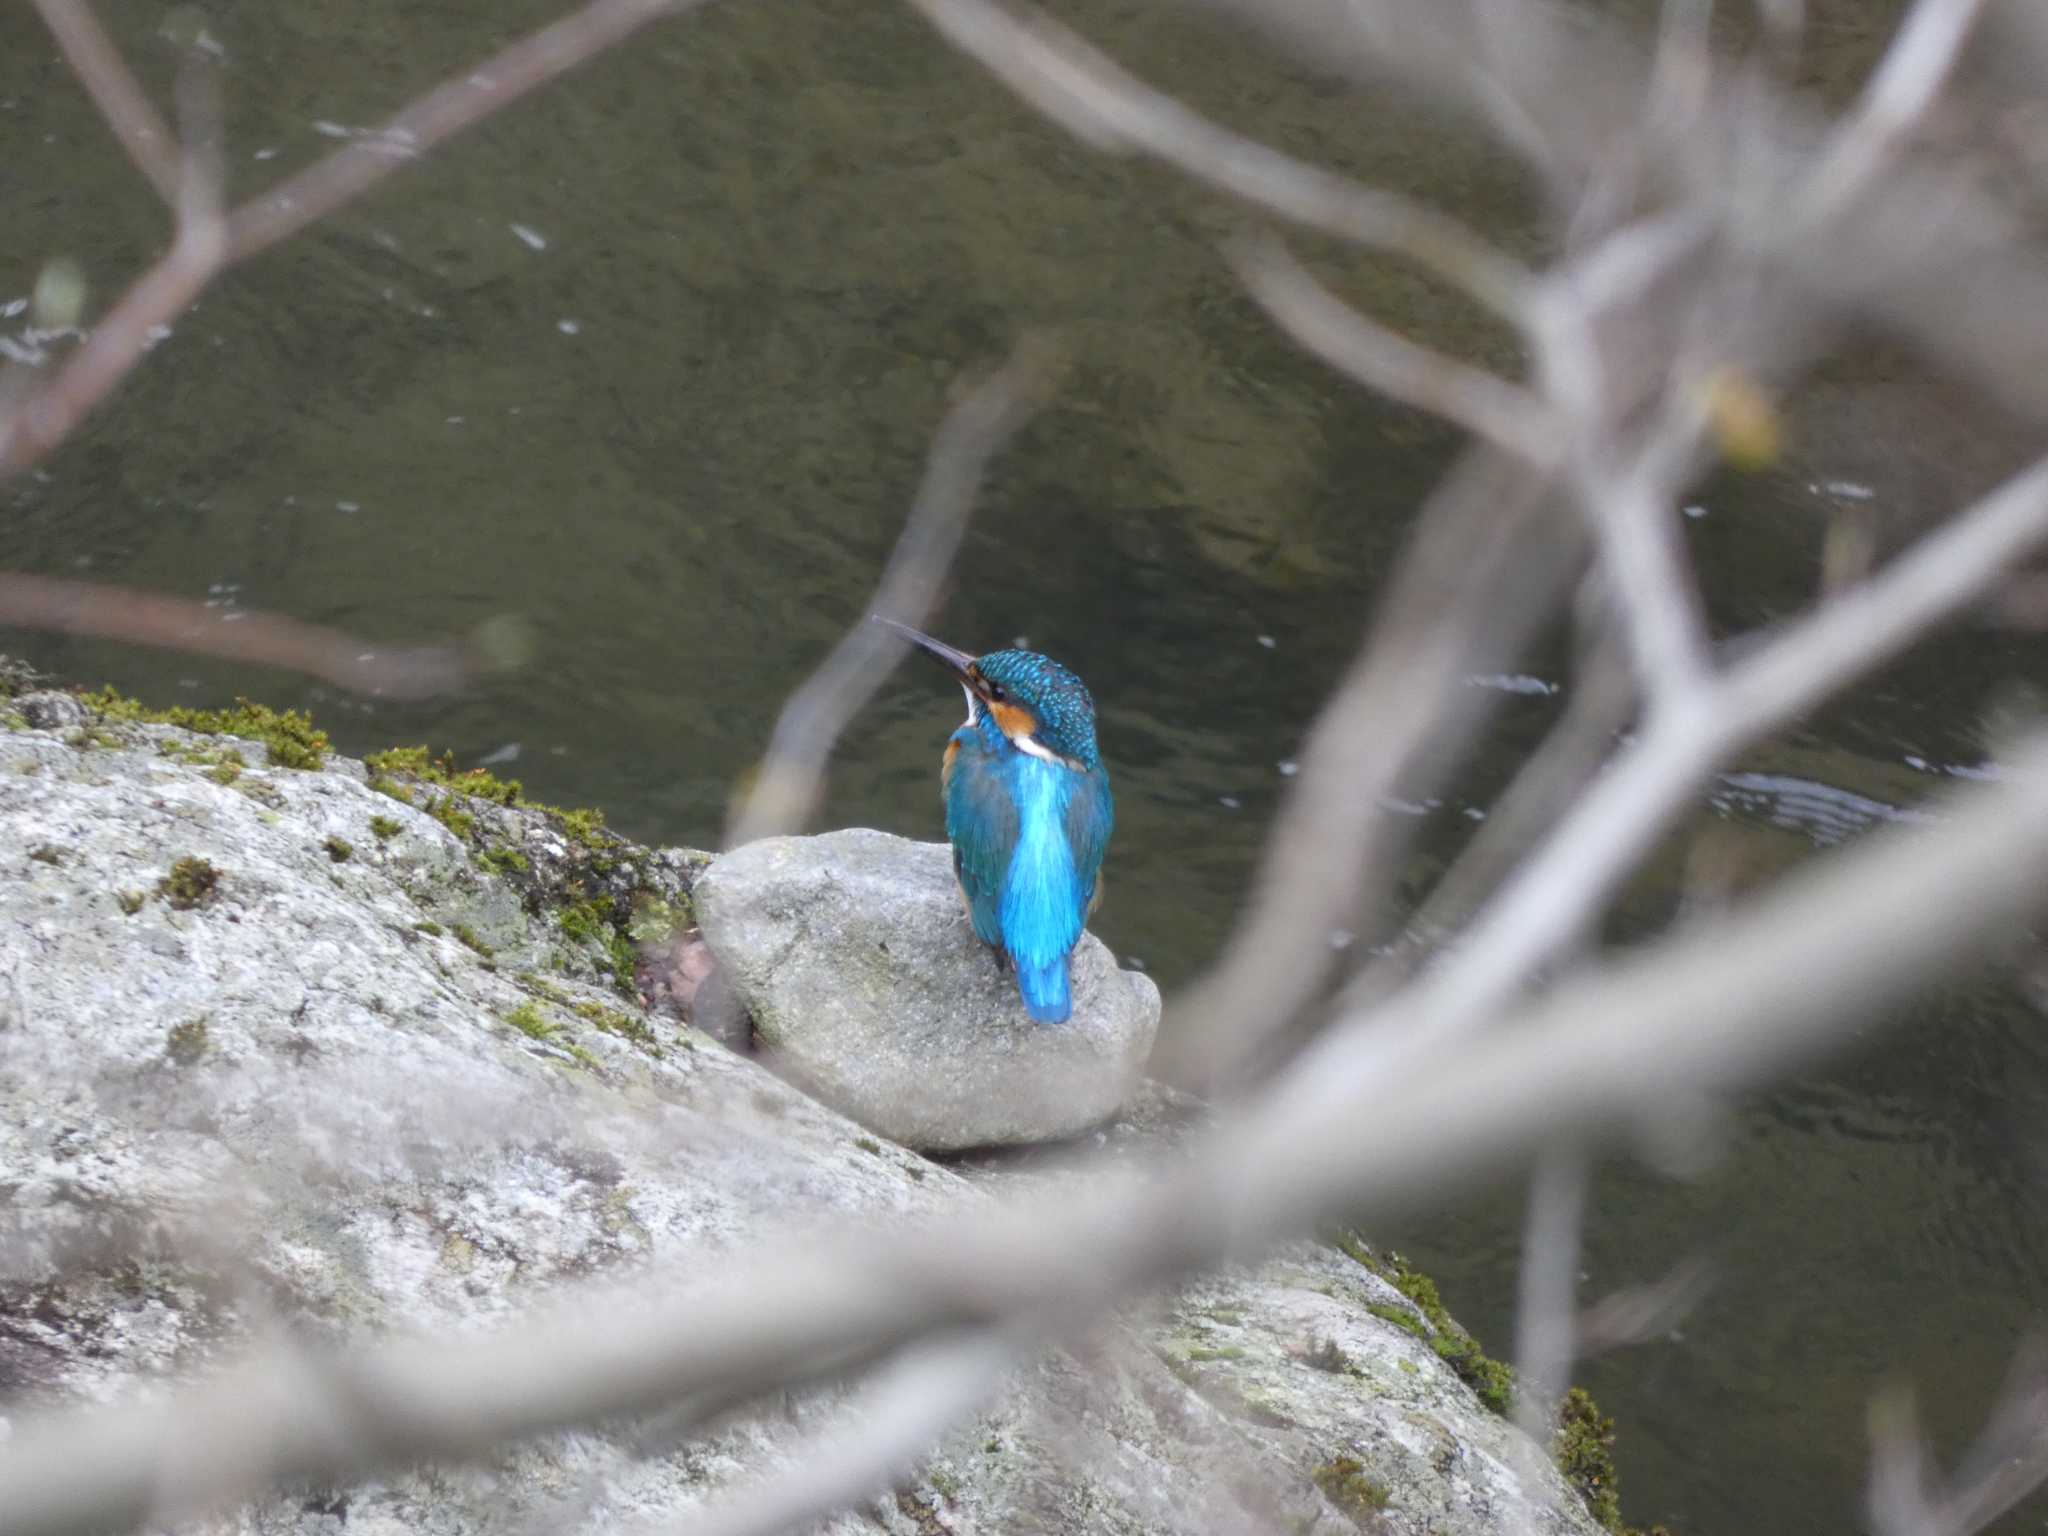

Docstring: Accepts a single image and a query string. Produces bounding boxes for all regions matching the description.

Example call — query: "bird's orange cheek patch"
[942,738,960,783]
[989,699,1039,744]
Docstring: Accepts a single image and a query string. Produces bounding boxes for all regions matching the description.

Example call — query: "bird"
[875,615,1114,1024]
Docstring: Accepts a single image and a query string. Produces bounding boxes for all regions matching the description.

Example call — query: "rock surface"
[697,828,1161,1152]
[0,681,1607,1536]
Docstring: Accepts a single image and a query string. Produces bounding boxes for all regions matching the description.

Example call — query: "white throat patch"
[1009,731,1062,765]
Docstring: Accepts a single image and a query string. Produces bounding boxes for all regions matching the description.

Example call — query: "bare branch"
[899,0,1536,324]
[1,0,699,481]
[725,340,1054,847]
[1,226,222,475]
[1869,1341,2048,1536]
[226,0,692,263]
[1803,0,1992,226]
[1511,1149,1588,1445]
[1228,236,1555,462]
[1529,296,1715,715]
[1328,445,2048,1086]
[28,0,182,209]
[0,574,476,699]
[659,1332,1014,1536]
[1574,1256,1714,1358]
[1159,453,1580,1086]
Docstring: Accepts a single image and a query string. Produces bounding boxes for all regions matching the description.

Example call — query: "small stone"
[17,691,85,731]
[696,829,1159,1152]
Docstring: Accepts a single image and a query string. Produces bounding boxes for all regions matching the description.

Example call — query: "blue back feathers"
[937,648,1113,1024]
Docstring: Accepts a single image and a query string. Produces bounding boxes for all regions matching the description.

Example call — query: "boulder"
[0,677,1608,1536]
[696,828,1160,1151]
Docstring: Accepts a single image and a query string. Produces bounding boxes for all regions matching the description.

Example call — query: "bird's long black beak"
[871,614,976,682]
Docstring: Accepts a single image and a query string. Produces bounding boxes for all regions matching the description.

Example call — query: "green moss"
[84,688,327,769]
[425,795,474,840]
[1364,1302,1426,1339]
[116,889,145,915]
[28,844,63,866]
[368,815,403,841]
[506,1001,554,1040]
[1434,1332,1515,1415]
[157,855,220,910]
[554,806,607,846]
[481,846,530,876]
[1332,1233,1670,1533]
[364,746,522,806]
[205,760,243,786]
[558,899,606,946]
[165,1018,209,1064]
[322,835,354,863]
[1186,1344,1248,1363]
[1552,1388,1674,1536]
[572,999,661,1055]
[1554,1388,1622,1530]
[413,920,445,937]
[558,897,635,984]
[451,924,493,958]
[358,738,653,998]
[1336,1236,1516,1416]
[1311,1456,1390,1525]
[854,1136,883,1155]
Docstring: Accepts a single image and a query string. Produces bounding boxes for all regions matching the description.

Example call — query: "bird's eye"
[986,683,1007,702]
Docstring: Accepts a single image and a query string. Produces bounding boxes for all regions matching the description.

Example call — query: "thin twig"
[0,0,698,481]
[1325,445,2048,1090]
[1802,0,1991,228]
[226,0,691,262]
[898,0,1537,324]
[1228,236,1555,462]
[1574,1256,1714,1358]
[1158,453,1579,1087]
[725,340,1055,847]
[1512,1149,1589,1445]
[654,1331,1014,1536]
[28,0,182,209]
[0,574,475,699]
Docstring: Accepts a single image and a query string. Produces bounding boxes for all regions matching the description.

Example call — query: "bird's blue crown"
[974,649,1101,768]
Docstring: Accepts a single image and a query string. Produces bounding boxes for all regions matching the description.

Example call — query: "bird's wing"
[943,727,1017,948]
[1065,762,1115,916]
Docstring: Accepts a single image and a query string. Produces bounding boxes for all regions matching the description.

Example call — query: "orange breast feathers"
[942,736,960,784]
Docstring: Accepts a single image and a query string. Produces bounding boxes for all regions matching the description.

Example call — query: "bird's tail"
[1015,953,1072,1024]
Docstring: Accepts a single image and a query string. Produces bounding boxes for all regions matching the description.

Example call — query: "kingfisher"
[876,616,1114,1024]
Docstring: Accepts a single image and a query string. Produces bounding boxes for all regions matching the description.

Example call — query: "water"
[5,1,2046,1529]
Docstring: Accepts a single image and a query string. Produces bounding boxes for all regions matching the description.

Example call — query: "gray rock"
[0,680,1608,1536]
[696,828,1161,1152]
[13,689,85,731]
